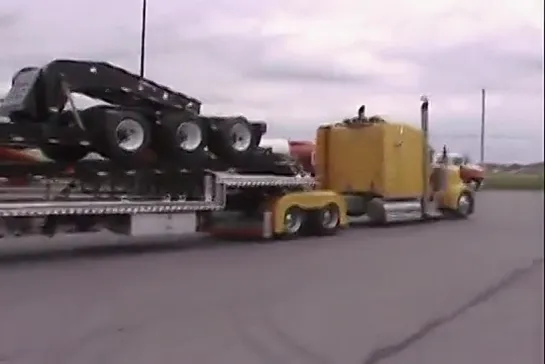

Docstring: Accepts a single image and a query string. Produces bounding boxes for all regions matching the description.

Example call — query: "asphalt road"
[0,191,543,364]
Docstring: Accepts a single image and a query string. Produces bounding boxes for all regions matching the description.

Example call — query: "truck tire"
[307,203,340,235]
[278,206,305,239]
[38,144,89,164]
[8,66,66,123]
[154,112,208,168]
[38,110,90,163]
[207,116,260,160]
[455,192,474,218]
[80,106,152,163]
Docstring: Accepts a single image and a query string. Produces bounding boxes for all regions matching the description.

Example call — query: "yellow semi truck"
[0,58,473,241]
[197,97,475,239]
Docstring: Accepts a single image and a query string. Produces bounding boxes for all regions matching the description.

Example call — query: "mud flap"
[262,210,273,239]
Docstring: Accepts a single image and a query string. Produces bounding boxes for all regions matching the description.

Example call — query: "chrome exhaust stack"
[420,96,430,217]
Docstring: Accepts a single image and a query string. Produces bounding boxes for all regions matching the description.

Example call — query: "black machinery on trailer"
[0,60,314,238]
[0,59,286,169]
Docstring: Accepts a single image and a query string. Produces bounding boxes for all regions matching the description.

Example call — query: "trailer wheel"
[81,107,152,163]
[154,112,207,167]
[208,116,259,159]
[279,206,305,239]
[39,144,89,164]
[38,111,90,163]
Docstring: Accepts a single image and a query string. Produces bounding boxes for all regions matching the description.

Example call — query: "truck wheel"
[308,203,340,235]
[81,107,152,163]
[38,110,90,163]
[154,112,208,168]
[207,116,259,159]
[455,192,474,218]
[279,206,305,239]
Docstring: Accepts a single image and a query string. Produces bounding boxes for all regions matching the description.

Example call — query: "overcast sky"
[1,0,543,162]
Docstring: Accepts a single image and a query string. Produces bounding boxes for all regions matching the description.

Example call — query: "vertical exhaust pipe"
[357,104,366,121]
[420,96,430,217]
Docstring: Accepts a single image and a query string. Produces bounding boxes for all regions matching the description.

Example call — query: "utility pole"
[139,0,148,78]
[479,88,486,164]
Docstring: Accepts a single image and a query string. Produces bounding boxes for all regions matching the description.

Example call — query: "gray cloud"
[244,60,376,84]
[144,32,378,85]
[0,11,19,31]
[0,0,543,162]
[377,27,544,94]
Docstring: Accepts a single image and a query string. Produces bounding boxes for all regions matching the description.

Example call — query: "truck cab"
[313,100,475,223]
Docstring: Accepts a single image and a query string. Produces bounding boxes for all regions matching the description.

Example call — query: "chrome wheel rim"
[176,122,202,151]
[322,207,339,229]
[458,194,472,215]
[284,210,302,234]
[230,123,252,152]
[115,119,145,152]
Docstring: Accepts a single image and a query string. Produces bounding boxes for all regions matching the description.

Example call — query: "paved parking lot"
[0,191,543,364]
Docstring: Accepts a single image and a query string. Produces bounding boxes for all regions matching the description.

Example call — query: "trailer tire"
[208,116,259,160]
[38,143,89,164]
[38,111,90,163]
[81,106,152,163]
[154,112,208,168]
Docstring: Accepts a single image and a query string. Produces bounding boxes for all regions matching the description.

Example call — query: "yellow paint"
[270,190,348,234]
[275,115,474,235]
[315,122,426,198]
[436,165,473,209]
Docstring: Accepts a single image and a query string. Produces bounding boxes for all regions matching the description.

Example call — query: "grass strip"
[483,172,544,190]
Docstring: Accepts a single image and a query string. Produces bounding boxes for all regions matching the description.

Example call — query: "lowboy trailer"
[0,60,474,241]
